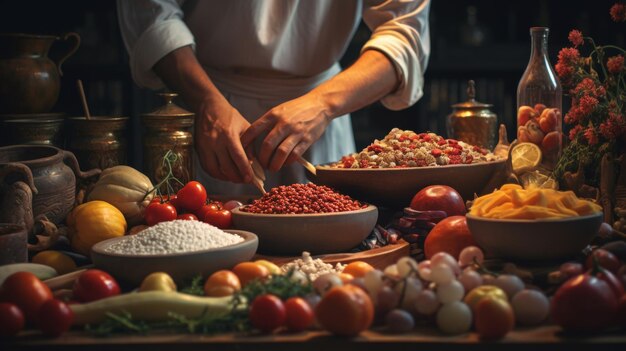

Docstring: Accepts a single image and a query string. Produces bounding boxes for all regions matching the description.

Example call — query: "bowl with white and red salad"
[310,128,506,208]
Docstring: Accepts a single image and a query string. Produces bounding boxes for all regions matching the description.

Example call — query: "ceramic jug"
[0,145,100,225]
[0,33,80,114]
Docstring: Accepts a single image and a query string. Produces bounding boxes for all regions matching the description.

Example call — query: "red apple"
[410,185,466,217]
[424,215,475,259]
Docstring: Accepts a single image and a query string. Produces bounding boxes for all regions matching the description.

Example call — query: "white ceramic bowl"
[466,212,603,261]
[231,205,378,255]
[309,160,506,208]
[91,230,258,286]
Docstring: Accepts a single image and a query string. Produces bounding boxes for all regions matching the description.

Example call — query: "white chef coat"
[117,0,430,195]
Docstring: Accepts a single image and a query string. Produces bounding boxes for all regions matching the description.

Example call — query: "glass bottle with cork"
[517,27,562,172]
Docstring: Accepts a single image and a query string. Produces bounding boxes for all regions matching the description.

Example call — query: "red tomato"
[177,213,198,221]
[176,181,207,211]
[0,272,52,323]
[72,269,120,303]
[0,303,24,337]
[249,294,286,333]
[195,203,220,219]
[284,297,314,332]
[37,299,73,337]
[144,202,177,226]
[586,249,621,274]
[203,209,232,229]
[315,285,374,336]
[551,273,619,332]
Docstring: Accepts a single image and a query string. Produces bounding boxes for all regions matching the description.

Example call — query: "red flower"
[610,2,626,22]
[607,55,624,74]
[573,78,606,98]
[578,95,599,116]
[558,47,581,65]
[599,112,626,139]
[555,62,574,83]
[569,125,583,141]
[584,127,599,145]
[568,30,584,47]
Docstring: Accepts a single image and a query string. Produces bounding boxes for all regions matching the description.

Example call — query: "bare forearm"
[153,46,224,110]
[312,50,400,119]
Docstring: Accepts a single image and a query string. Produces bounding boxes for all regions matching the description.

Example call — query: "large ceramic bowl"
[466,212,603,261]
[91,230,258,286]
[309,160,505,208]
[231,205,378,255]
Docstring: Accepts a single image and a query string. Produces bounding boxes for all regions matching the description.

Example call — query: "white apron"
[197,64,355,195]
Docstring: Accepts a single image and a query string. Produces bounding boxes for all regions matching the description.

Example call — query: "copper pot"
[0,33,80,114]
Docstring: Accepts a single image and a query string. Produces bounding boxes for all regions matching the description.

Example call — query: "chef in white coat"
[117,0,430,195]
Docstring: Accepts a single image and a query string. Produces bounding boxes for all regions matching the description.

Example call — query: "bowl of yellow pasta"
[466,184,603,261]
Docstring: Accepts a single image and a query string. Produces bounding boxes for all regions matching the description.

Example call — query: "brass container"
[66,116,128,170]
[446,80,497,150]
[142,93,194,191]
[1,117,65,147]
[0,33,80,114]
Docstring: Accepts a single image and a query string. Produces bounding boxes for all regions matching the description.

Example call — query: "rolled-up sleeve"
[361,0,431,110]
[117,0,195,89]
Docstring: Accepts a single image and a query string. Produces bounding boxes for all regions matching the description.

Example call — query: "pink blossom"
[569,125,583,141]
[610,3,626,22]
[568,30,584,47]
[584,127,598,145]
[607,55,624,74]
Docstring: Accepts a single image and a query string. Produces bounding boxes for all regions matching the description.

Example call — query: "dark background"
[0,0,623,168]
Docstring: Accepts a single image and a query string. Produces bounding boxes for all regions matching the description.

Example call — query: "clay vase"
[0,33,80,114]
[0,145,100,224]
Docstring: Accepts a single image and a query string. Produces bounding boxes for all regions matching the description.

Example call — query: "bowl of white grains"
[90,220,258,285]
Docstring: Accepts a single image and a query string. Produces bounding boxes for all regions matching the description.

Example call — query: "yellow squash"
[67,200,127,256]
[87,165,154,226]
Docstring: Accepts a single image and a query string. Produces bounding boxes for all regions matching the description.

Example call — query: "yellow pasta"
[469,184,602,219]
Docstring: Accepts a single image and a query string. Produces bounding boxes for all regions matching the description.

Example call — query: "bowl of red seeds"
[310,129,506,208]
[231,183,378,255]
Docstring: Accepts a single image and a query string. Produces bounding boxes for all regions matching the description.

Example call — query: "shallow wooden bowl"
[309,160,506,208]
[91,230,258,286]
[231,205,378,255]
[466,212,603,261]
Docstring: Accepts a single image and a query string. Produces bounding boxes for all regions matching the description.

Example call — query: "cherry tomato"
[72,269,120,303]
[176,181,207,211]
[177,213,198,221]
[37,299,73,337]
[0,271,52,323]
[586,249,621,274]
[151,194,177,205]
[551,273,619,332]
[203,209,232,229]
[232,262,269,287]
[342,261,374,278]
[315,285,374,336]
[284,297,314,332]
[204,270,241,297]
[195,203,220,219]
[145,202,177,226]
[249,294,286,333]
[0,303,24,337]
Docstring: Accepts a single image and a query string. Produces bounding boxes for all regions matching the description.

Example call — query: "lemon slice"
[519,170,558,189]
[511,142,542,175]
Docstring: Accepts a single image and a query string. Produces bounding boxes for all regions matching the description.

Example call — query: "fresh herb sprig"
[84,271,315,336]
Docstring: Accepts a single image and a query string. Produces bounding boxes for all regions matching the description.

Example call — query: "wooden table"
[4,326,626,351]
